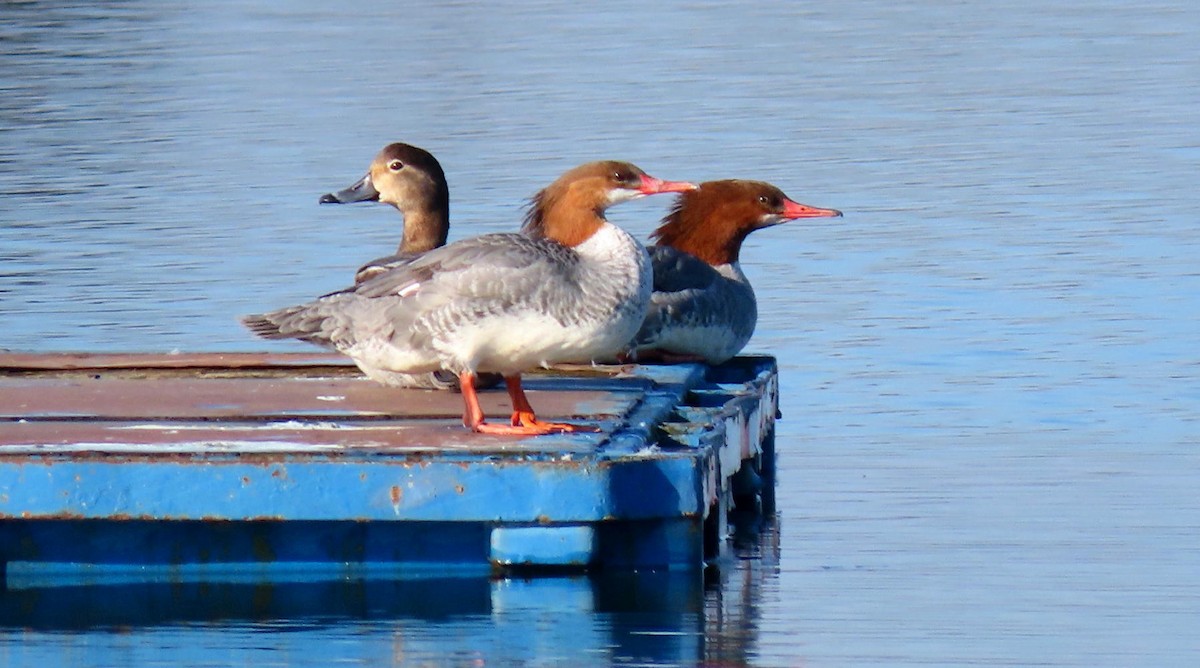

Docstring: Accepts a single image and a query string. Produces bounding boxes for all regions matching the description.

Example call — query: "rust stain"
[454,484,465,494]
[241,476,251,486]
[389,485,402,506]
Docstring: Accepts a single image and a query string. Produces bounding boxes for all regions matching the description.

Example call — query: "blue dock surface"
[0,353,777,584]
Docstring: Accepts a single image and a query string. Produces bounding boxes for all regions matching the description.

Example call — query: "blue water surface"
[2,1,1198,665]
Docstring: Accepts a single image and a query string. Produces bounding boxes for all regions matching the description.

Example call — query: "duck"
[243,161,696,435]
[318,142,450,284]
[627,179,842,365]
[317,142,504,391]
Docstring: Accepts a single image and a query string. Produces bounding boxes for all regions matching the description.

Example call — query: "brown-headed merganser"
[629,179,841,364]
[243,161,696,435]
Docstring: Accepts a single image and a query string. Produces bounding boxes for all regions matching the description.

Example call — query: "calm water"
[3,0,1199,665]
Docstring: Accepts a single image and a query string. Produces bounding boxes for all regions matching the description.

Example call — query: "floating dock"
[0,352,777,584]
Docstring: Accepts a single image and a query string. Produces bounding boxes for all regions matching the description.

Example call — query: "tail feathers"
[240,305,338,347]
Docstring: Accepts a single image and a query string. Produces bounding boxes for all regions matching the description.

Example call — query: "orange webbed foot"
[472,419,598,436]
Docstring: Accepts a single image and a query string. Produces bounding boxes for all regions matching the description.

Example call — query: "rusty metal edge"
[0,351,354,372]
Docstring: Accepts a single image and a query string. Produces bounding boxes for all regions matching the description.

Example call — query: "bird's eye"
[614,168,642,186]
[758,195,770,205]
[388,160,404,171]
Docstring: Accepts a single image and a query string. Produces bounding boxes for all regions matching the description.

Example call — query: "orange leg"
[458,371,488,431]
[502,374,598,434]
[456,372,598,435]
[505,374,538,427]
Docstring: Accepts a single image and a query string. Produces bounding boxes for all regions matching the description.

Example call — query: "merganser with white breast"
[243,161,696,435]
[629,179,842,364]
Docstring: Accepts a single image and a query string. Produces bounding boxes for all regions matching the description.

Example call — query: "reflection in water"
[704,511,781,665]
[0,531,780,667]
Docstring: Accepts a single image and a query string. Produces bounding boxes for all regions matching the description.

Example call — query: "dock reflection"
[2,518,780,666]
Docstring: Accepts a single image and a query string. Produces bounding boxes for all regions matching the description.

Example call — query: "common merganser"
[317,142,498,391]
[317,142,449,284]
[628,179,842,365]
[243,161,696,435]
